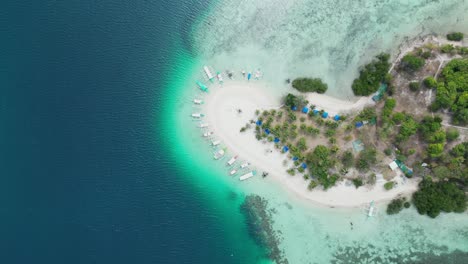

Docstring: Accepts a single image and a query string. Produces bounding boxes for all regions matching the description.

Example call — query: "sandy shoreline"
[201,81,418,208]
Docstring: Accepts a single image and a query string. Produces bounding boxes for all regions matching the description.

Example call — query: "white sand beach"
[202,81,418,208]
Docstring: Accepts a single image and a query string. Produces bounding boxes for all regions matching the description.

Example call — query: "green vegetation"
[447,32,464,41]
[387,197,407,215]
[413,178,466,218]
[341,151,354,168]
[396,114,418,142]
[292,78,328,94]
[356,147,377,171]
[431,59,468,125]
[384,181,395,190]
[283,93,307,108]
[352,53,391,96]
[423,76,437,89]
[446,127,459,141]
[401,54,425,72]
[352,178,364,189]
[409,81,419,91]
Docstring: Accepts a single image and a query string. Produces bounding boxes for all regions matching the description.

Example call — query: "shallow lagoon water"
[165,0,468,263]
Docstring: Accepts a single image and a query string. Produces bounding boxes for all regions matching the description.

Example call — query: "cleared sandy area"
[202,81,418,208]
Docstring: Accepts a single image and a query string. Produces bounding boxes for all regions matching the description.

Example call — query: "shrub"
[384,181,395,190]
[341,151,354,168]
[409,82,420,91]
[423,77,437,89]
[352,178,364,189]
[401,54,425,72]
[441,44,455,54]
[404,202,411,208]
[447,32,464,41]
[292,78,328,93]
[352,53,391,96]
[384,148,392,156]
[446,127,459,141]
[308,180,318,190]
[421,51,432,59]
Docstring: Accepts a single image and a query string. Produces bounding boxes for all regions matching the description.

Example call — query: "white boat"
[227,155,238,166]
[204,66,214,80]
[240,171,256,181]
[203,131,214,137]
[192,113,203,118]
[229,169,237,175]
[255,70,260,79]
[198,123,209,128]
[240,162,250,169]
[366,201,376,218]
[217,72,223,83]
[213,149,225,160]
[193,99,203,104]
[212,140,221,146]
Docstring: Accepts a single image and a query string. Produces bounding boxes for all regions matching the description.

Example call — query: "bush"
[352,178,364,189]
[352,53,391,96]
[384,181,395,190]
[308,180,318,190]
[423,76,437,89]
[384,148,392,156]
[413,178,467,218]
[404,202,411,208]
[387,198,405,215]
[292,78,328,93]
[341,151,354,168]
[401,54,425,72]
[446,127,459,141]
[441,44,455,54]
[447,32,464,41]
[409,82,420,91]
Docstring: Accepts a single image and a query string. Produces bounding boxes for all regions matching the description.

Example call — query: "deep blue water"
[1,1,264,263]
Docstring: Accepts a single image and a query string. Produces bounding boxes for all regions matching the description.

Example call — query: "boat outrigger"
[203,131,214,137]
[240,171,256,181]
[240,162,250,169]
[203,66,214,81]
[227,155,238,166]
[192,113,204,118]
[213,149,225,160]
[229,168,237,175]
[196,81,208,92]
[217,71,223,83]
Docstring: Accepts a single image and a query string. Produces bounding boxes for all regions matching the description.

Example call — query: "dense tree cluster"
[292,78,328,93]
[352,53,390,96]
[283,93,308,108]
[387,198,406,215]
[431,59,468,125]
[412,178,466,218]
[306,145,338,190]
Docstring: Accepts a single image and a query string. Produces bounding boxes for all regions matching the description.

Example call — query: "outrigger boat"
[198,123,209,128]
[227,155,238,166]
[193,99,203,105]
[247,72,252,81]
[240,171,256,181]
[203,131,214,137]
[366,201,376,218]
[203,66,214,81]
[196,81,208,92]
[213,149,225,160]
[192,113,203,118]
[211,140,221,146]
[229,168,238,176]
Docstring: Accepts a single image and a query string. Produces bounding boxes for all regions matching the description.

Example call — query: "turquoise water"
[164,0,468,263]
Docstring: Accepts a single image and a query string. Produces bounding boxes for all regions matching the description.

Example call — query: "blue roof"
[313,109,319,114]
[302,107,309,113]
[291,106,298,111]
[355,121,363,128]
[264,129,270,134]
[301,163,307,169]
[282,146,289,152]
[292,156,299,161]
[322,112,329,118]
[274,137,280,143]
[256,120,262,126]
[334,115,340,121]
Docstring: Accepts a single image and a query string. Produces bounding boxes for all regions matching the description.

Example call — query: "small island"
[198,34,467,218]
